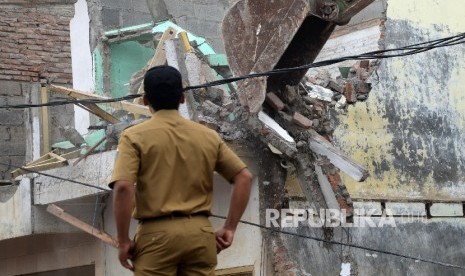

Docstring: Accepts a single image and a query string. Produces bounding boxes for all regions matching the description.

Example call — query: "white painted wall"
[211,173,262,273]
[0,178,32,240]
[70,0,92,134]
[33,150,114,204]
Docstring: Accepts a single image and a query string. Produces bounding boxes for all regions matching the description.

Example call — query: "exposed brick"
[0,6,73,84]
[328,80,343,93]
[344,81,357,104]
[266,92,285,111]
[359,60,370,69]
[292,112,313,129]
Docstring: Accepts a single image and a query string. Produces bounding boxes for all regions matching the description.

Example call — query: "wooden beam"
[60,149,82,160]
[215,265,254,275]
[308,129,369,182]
[179,31,192,53]
[76,103,120,124]
[47,204,118,248]
[49,85,151,117]
[40,85,50,155]
[10,150,78,179]
[134,27,178,106]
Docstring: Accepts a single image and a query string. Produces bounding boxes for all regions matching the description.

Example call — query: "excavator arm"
[222,0,374,113]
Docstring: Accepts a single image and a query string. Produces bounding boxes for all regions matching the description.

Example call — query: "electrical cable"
[1,31,465,271]
[0,32,464,109]
[0,161,109,192]
[3,157,465,270]
[210,214,465,271]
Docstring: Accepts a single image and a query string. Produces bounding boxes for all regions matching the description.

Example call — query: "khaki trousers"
[133,215,217,276]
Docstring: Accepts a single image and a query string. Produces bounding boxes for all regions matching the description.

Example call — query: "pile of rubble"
[255,59,378,216]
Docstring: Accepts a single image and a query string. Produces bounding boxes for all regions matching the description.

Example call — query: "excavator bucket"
[222,0,374,113]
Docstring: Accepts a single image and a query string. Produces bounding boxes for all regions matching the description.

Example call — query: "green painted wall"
[109,41,154,98]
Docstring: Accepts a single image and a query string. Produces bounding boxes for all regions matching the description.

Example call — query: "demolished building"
[1,0,465,275]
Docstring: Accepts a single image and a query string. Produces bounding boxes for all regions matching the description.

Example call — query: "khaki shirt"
[109,110,246,220]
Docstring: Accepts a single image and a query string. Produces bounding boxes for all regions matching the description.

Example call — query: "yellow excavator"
[222,0,374,113]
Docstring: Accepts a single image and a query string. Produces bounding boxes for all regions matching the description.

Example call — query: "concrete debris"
[105,119,147,150]
[292,112,313,129]
[256,60,379,213]
[59,126,86,148]
[306,60,376,109]
[266,92,285,111]
[305,82,334,102]
[258,111,295,144]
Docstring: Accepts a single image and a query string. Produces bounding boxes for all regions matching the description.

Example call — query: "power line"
[210,214,465,271]
[0,161,109,191]
[0,94,140,109]
[3,159,465,270]
[0,32,464,109]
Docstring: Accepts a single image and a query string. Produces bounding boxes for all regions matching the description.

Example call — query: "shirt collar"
[151,109,182,120]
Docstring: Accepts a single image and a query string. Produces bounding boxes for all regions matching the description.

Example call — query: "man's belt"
[139,211,209,223]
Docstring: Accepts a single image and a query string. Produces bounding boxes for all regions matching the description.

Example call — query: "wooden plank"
[134,27,178,107]
[179,31,192,53]
[49,85,151,117]
[10,150,77,179]
[215,265,254,275]
[308,129,369,182]
[26,149,58,167]
[28,160,68,171]
[48,152,66,162]
[40,85,50,154]
[77,103,120,124]
[11,150,57,178]
[47,204,118,248]
[60,149,82,160]
[11,160,68,179]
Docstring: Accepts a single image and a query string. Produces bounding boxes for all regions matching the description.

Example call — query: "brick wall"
[0,5,74,84]
[0,3,76,181]
[0,80,27,181]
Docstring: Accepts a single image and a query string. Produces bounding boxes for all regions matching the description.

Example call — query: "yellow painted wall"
[332,0,465,200]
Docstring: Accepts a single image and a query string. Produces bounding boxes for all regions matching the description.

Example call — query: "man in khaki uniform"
[109,65,253,276]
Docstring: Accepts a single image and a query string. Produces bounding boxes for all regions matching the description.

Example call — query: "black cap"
[143,65,183,97]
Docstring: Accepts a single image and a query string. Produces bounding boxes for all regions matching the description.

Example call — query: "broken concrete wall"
[151,0,232,53]
[99,0,152,30]
[330,0,465,200]
[0,178,32,240]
